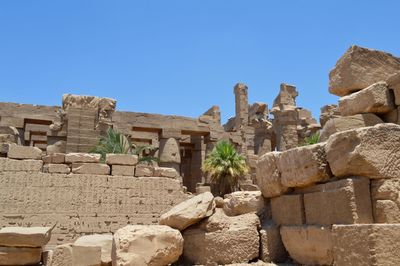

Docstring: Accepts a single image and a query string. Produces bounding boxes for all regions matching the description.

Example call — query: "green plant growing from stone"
[300,132,320,146]
[202,140,249,196]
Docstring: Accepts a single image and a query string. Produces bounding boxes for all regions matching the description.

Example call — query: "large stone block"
[256,152,288,198]
[271,194,304,226]
[135,164,154,177]
[338,82,395,116]
[259,221,287,263]
[52,244,74,266]
[329,45,400,96]
[71,163,110,175]
[371,178,400,223]
[302,177,373,225]
[223,191,266,216]
[153,167,179,178]
[43,163,71,174]
[325,123,400,179]
[0,247,42,265]
[42,153,65,164]
[277,143,331,188]
[0,157,43,172]
[111,165,135,176]
[105,154,138,165]
[65,153,101,163]
[0,226,52,247]
[281,225,333,266]
[332,224,400,266]
[7,145,42,160]
[74,234,113,266]
[72,244,101,266]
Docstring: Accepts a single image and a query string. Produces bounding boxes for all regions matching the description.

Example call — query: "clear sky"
[1,1,399,123]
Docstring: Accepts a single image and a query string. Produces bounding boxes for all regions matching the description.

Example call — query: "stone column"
[272,109,299,151]
[158,128,182,173]
[234,83,249,131]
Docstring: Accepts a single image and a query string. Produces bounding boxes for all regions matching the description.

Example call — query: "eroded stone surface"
[8,145,42,160]
[271,195,304,226]
[0,157,43,172]
[0,227,52,247]
[65,153,101,163]
[371,178,400,223]
[111,165,135,176]
[256,152,288,198]
[105,154,138,165]
[72,163,110,175]
[223,191,266,216]
[259,221,288,263]
[0,246,42,266]
[43,163,71,174]
[74,234,113,266]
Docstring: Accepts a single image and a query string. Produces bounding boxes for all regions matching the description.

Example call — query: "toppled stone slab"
[281,225,333,266]
[371,178,400,223]
[105,154,138,165]
[319,113,383,142]
[0,227,52,247]
[154,167,179,178]
[259,221,288,263]
[111,165,135,176]
[72,163,110,175]
[338,82,395,116]
[43,163,71,174]
[42,153,65,164]
[223,191,266,216]
[159,192,215,231]
[277,143,331,188]
[332,224,400,266]
[135,164,154,177]
[325,123,400,179]
[7,145,42,160]
[183,209,260,265]
[256,152,288,198]
[112,225,183,266]
[271,195,304,226]
[74,234,113,266]
[329,45,400,96]
[65,153,101,163]
[0,247,42,266]
[0,157,43,172]
[302,177,373,225]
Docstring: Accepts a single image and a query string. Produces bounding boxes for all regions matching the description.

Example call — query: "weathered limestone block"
[320,104,341,127]
[183,209,260,265]
[46,140,67,154]
[388,72,400,105]
[0,247,42,266]
[72,244,101,266]
[159,192,215,231]
[42,153,65,164]
[271,195,304,226]
[105,154,138,165]
[281,225,333,266]
[223,191,266,216]
[154,167,179,178]
[42,250,53,266]
[277,143,331,188]
[43,163,71,174]
[72,163,110,175]
[111,165,135,176]
[7,145,42,160]
[259,221,287,263]
[0,227,52,247]
[50,244,74,266]
[65,153,101,163]
[319,113,383,142]
[329,45,400,96]
[302,177,373,225]
[371,178,400,223]
[256,152,288,198]
[332,224,400,266]
[74,234,113,266]
[272,83,298,109]
[112,225,183,266]
[159,138,181,163]
[325,123,400,179]
[134,164,154,177]
[338,82,395,116]
[0,157,43,172]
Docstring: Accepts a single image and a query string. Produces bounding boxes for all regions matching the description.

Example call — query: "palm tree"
[202,140,249,196]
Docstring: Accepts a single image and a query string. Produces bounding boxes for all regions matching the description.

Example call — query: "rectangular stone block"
[72,163,110,175]
[332,224,400,266]
[42,153,65,164]
[72,244,101,266]
[303,177,373,225]
[281,225,333,266]
[154,167,179,178]
[65,153,101,163]
[43,164,71,174]
[8,145,42,160]
[0,227,52,247]
[271,194,305,225]
[260,222,287,263]
[0,246,42,265]
[111,165,135,176]
[0,157,43,172]
[105,154,138,165]
[371,178,400,223]
[135,164,154,177]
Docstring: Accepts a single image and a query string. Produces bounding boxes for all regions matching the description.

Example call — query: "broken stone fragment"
[7,145,42,160]
[0,226,52,247]
[222,191,266,216]
[74,234,113,266]
[65,153,101,163]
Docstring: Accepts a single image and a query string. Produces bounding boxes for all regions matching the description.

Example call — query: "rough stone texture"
[183,209,260,265]
[154,167,179,178]
[42,153,65,164]
[302,177,373,225]
[277,143,331,188]
[371,178,400,223]
[7,145,42,160]
[105,154,138,165]
[0,157,43,172]
[259,221,287,263]
[338,82,395,116]
[272,83,298,109]
[223,191,266,216]
[0,226,52,247]
[329,45,400,96]
[46,140,67,154]
[74,234,113,266]
[43,163,71,174]
[51,244,74,266]
[281,225,333,266]
[320,104,341,127]
[111,165,135,176]
[159,192,215,231]
[0,172,188,245]
[42,250,53,266]
[0,246,42,266]
[72,163,110,175]
[135,164,154,177]
[72,244,101,266]
[65,153,101,163]
[271,195,304,226]
[388,72,400,105]
[159,138,181,164]
[112,225,183,266]
[332,224,400,266]
[325,123,400,179]
[256,152,288,198]
[319,113,383,142]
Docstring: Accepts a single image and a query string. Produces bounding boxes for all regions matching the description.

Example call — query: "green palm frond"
[90,128,132,161]
[300,132,320,146]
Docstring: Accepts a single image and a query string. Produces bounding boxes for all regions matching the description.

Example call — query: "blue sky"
[1,1,399,123]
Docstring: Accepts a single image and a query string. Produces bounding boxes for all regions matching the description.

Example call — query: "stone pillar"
[158,128,182,173]
[234,83,249,131]
[272,109,299,151]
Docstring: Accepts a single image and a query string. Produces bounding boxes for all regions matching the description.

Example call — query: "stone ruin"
[0,45,400,265]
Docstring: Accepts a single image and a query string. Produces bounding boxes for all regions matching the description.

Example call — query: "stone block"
[111,165,135,176]
[8,145,42,160]
[42,153,65,164]
[52,244,74,266]
[72,244,101,266]
[303,177,373,225]
[135,164,154,177]
[388,72,400,105]
[43,163,71,174]
[271,194,304,225]
[277,143,331,188]
[74,234,113,266]
[0,246,42,265]
[223,191,266,216]
[332,224,400,266]
[281,225,333,266]
[72,163,110,175]
[338,82,395,116]
[0,157,43,172]
[259,222,287,263]
[105,153,138,165]
[326,123,400,179]
[0,226,52,247]
[154,167,179,178]
[371,178,400,223]
[65,153,101,163]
